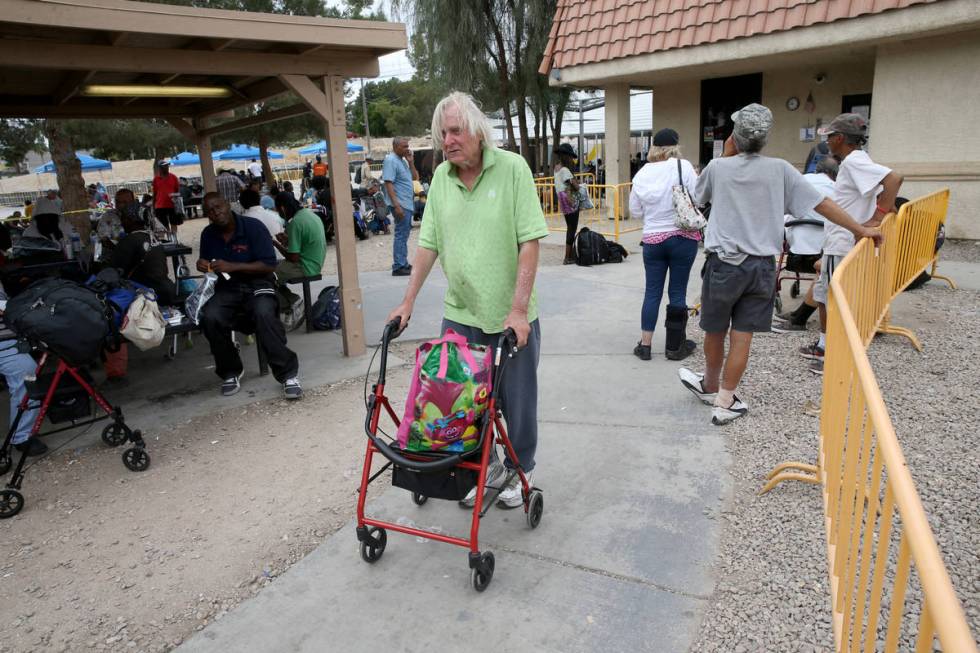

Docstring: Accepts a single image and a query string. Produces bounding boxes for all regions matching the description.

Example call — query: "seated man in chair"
[196,193,302,400]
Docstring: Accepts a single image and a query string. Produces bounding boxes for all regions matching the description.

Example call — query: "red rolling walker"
[356,319,543,591]
[0,351,149,519]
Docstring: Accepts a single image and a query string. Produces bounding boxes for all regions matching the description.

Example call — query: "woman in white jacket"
[628,129,700,361]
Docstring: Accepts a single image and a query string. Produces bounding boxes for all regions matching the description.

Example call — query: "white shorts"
[813,254,844,305]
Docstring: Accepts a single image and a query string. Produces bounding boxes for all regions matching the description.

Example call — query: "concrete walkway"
[177,253,732,653]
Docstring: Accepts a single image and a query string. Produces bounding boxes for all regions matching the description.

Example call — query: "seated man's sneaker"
[283,377,302,400]
[711,396,749,425]
[458,460,505,509]
[14,438,48,457]
[678,367,717,405]
[808,359,824,376]
[496,470,533,509]
[221,372,243,397]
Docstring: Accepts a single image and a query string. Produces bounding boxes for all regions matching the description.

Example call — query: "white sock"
[715,387,735,409]
[818,333,826,349]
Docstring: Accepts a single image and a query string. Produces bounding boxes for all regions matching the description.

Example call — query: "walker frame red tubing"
[356,386,530,553]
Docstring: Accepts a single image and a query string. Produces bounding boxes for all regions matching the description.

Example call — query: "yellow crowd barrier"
[534,179,641,243]
[763,189,976,651]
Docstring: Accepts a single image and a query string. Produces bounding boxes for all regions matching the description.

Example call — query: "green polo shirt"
[419,146,549,333]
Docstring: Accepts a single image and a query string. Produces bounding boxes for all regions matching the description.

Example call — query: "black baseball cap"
[652,128,679,146]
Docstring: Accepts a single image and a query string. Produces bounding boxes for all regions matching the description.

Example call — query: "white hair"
[430,91,496,151]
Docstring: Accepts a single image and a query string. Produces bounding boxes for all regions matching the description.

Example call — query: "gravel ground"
[689,283,979,651]
[938,239,980,265]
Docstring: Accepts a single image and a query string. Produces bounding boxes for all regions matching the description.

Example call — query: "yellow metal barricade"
[535,180,640,243]
[761,189,976,652]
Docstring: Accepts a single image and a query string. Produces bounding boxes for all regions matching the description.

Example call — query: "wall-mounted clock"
[786,96,800,111]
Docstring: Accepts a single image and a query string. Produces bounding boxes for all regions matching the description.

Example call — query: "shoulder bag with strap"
[671,158,707,230]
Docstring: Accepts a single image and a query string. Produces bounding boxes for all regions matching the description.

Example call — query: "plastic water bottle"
[70,229,82,255]
[91,232,102,261]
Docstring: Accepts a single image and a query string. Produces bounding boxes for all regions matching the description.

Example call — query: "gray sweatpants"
[441,318,541,473]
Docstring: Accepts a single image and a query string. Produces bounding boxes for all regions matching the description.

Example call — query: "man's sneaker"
[799,342,825,360]
[14,438,48,457]
[392,267,410,277]
[711,396,749,425]
[497,469,533,509]
[678,368,717,406]
[771,317,807,333]
[808,359,824,376]
[221,372,243,397]
[283,377,303,400]
[633,342,651,361]
[458,460,505,509]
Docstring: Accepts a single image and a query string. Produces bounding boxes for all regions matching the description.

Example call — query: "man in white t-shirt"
[247,158,263,180]
[238,188,285,259]
[801,113,903,374]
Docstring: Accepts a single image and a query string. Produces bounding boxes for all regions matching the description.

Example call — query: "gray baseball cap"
[731,103,773,139]
[818,112,868,137]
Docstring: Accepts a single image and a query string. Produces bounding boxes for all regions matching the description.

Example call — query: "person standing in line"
[553,143,580,265]
[800,113,903,374]
[216,168,246,214]
[248,158,263,181]
[382,137,419,277]
[629,128,700,362]
[678,104,882,425]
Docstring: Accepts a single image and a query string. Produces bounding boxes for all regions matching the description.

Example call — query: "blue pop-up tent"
[297,140,365,155]
[214,144,283,161]
[167,151,200,166]
[34,153,112,173]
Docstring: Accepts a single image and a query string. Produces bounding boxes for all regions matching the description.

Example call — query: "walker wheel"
[359,527,386,563]
[0,451,10,476]
[122,447,150,472]
[774,295,783,314]
[0,488,24,519]
[790,280,801,298]
[526,490,544,529]
[102,423,130,447]
[412,492,428,506]
[471,552,495,592]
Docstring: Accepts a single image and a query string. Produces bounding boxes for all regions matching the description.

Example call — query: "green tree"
[347,76,447,138]
[0,119,45,173]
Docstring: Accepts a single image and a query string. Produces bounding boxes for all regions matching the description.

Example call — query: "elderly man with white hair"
[678,103,882,426]
[387,91,549,509]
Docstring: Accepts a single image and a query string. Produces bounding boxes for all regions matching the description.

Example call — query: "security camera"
[814,73,827,85]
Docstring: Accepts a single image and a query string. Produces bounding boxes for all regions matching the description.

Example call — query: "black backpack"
[310,285,342,330]
[6,278,115,366]
[575,228,621,266]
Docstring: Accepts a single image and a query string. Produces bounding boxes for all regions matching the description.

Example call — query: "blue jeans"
[641,236,698,332]
[0,343,39,445]
[391,207,413,271]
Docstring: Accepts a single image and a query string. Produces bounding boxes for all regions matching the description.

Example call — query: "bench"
[283,274,322,333]
[164,318,269,376]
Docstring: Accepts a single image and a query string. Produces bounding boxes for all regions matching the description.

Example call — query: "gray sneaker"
[283,377,303,400]
[221,372,243,397]
[458,460,505,509]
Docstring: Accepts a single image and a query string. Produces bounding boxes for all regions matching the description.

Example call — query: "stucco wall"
[871,30,980,239]
[761,61,875,168]
[650,79,700,167]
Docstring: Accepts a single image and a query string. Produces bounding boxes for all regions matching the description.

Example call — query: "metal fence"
[763,190,976,652]
[534,176,641,243]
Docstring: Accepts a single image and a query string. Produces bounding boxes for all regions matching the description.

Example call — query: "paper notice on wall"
[712,140,724,159]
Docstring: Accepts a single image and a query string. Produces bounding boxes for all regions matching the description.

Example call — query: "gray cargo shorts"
[812,253,844,305]
[699,253,777,333]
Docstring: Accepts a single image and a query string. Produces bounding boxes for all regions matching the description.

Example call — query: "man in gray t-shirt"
[679,103,881,426]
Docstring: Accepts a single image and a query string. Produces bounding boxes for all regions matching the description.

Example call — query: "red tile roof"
[539,0,939,74]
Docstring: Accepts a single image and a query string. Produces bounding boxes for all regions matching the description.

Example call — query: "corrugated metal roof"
[539,0,939,73]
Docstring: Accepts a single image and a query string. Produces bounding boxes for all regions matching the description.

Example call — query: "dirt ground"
[0,216,566,653]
